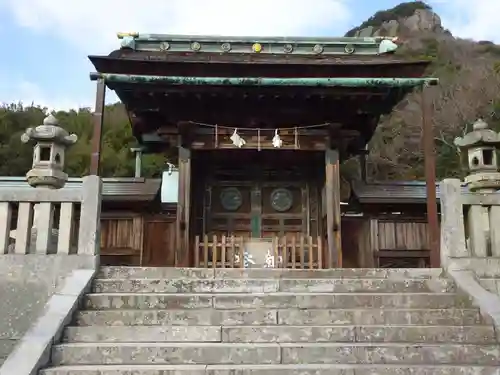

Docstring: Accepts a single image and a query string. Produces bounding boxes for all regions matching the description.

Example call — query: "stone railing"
[0,175,102,370]
[440,178,500,293]
[0,175,102,256]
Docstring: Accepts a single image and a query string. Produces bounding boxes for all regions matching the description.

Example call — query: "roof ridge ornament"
[378,39,398,54]
[114,33,400,55]
[117,32,139,49]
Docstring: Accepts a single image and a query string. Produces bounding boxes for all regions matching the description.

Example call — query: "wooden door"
[261,183,305,238]
[206,181,308,240]
[341,218,363,268]
[142,216,176,267]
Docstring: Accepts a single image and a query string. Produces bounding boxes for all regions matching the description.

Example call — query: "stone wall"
[0,255,96,365]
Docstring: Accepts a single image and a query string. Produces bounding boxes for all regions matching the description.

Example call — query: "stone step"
[63,326,222,343]
[91,277,455,294]
[50,343,500,366]
[97,267,446,280]
[75,309,278,326]
[74,308,487,327]
[221,325,497,344]
[63,325,497,344]
[83,292,471,310]
[278,308,490,326]
[39,364,500,375]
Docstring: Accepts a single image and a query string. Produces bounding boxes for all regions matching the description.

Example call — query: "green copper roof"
[116,33,399,56]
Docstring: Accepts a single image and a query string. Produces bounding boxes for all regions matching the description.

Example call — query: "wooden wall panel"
[142,216,177,267]
[344,216,431,268]
[340,218,363,268]
[350,216,431,268]
[99,213,144,266]
[377,220,429,250]
[93,212,178,267]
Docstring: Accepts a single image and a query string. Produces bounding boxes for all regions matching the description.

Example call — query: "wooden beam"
[325,148,342,268]
[90,72,439,88]
[176,145,191,266]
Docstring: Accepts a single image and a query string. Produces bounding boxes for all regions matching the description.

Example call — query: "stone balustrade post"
[78,175,103,255]
[439,179,468,268]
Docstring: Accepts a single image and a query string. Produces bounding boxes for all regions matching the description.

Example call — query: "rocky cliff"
[346,2,446,38]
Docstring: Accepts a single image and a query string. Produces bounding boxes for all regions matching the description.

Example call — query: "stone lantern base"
[465,172,500,192]
[26,168,68,189]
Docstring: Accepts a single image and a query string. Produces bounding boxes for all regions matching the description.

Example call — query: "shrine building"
[87,33,438,269]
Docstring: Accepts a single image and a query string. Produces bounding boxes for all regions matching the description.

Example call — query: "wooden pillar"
[250,186,262,238]
[176,146,191,266]
[421,85,440,267]
[90,79,106,175]
[325,148,342,268]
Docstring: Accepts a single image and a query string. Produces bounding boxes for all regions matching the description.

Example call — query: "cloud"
[0,79,90,111]
[1,0,351,52]
[0,0,351,109]
[432,0,500,42]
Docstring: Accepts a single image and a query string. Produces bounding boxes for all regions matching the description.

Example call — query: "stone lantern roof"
[454,119,500,149]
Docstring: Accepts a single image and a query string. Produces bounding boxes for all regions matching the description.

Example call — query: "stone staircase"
[40,267,500,375]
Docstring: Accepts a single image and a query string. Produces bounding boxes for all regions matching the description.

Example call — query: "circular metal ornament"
[313,44,324,54]
[191,41,201,51]
[344,44,355,54]
[270,188,293,212]
[159,42,170,51]
[283,43,293,53]
[252,43,263,53]
[221,42,231,52]
[220,187,243,211]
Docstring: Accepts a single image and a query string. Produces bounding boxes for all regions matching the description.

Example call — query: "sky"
[0,0,498,110]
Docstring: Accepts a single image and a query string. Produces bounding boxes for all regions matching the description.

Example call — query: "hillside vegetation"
[1,2,499,180]
[348,2,500,181]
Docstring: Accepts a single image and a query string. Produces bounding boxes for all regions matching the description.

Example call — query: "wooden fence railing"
[194,235,323,269]
[273,236,323,269]
[194,235,245,268]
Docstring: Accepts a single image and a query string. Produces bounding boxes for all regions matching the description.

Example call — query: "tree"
[0,103,166,177]
[365,27,500,181]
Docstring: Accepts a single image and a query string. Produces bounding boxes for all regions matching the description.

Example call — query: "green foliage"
[397,37,440,63]
[481,43,500,56]
[0,103,166,177]
[435,141,464,180]
[494,62,500,74]
[345,1,431,37]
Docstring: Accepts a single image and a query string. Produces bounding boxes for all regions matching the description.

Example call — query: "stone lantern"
[8,115,78,253]
[21,114,78,189]
[454,118,500,192]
